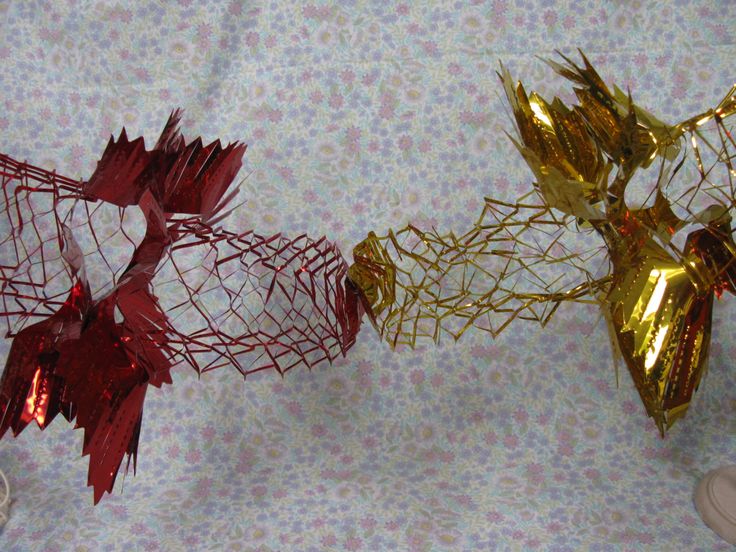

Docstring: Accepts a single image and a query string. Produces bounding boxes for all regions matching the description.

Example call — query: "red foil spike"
[84,109,246,220]
[662,291,713,413]
[0,223,90,439]
[81,129,152,206]
[0,181,177,502]
[0,304,77,436]
[54,297,154,504]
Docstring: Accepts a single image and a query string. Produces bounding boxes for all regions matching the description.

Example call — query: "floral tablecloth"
[1,1,735,550]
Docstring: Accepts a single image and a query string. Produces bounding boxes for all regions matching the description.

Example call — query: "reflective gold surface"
[349,51,736,433]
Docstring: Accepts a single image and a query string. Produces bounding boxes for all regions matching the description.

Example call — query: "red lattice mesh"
[159,222,363,377]
[0,112,363,503]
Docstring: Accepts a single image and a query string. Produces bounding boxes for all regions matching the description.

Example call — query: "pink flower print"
[397,135,413,151]
[362,72,378,86]
[340,68,356,84]
[448,62,462,75]
[277,166,294,182]
[329,92,344,109]
[486,510,504,523]
[557,443,574,456]
[227,1,242,15]
[421,40,439,56]
[346,125,362,150]
[512,407,529,424]
[134,67,151,82]
[526,462,545,484]
[379,104,395,119]
[409,368,425,384]
[185,449,202,463]
[303,5,331,20]
[196,23,212,47]
[285,399,302,416]
[312,518,326,528]
[469,410,484,424]
[267,108,283,123]
[345,536,363,550]
[195,477,213,497]
[543,10,557,26]
[245,31,259,47]
[681,513,698,527]
[430,372,444,388]
[360,516,378,530]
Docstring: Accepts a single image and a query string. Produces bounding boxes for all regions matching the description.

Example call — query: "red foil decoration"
[0,111,363,503]
[162,222,364,376]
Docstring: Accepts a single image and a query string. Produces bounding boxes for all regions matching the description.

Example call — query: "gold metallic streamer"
[349,50,736,434]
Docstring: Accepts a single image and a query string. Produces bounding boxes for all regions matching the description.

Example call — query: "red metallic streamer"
[0,112,362,503]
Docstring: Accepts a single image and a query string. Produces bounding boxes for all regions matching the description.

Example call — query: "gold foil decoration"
[348,197,609,348]
[349,51,736,434]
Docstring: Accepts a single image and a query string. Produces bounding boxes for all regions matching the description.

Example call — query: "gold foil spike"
[544,50,666,171]
[606,236,711,433]
[499,64,611,220]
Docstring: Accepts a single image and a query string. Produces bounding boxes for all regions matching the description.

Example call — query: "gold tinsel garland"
[348,51,736,434]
